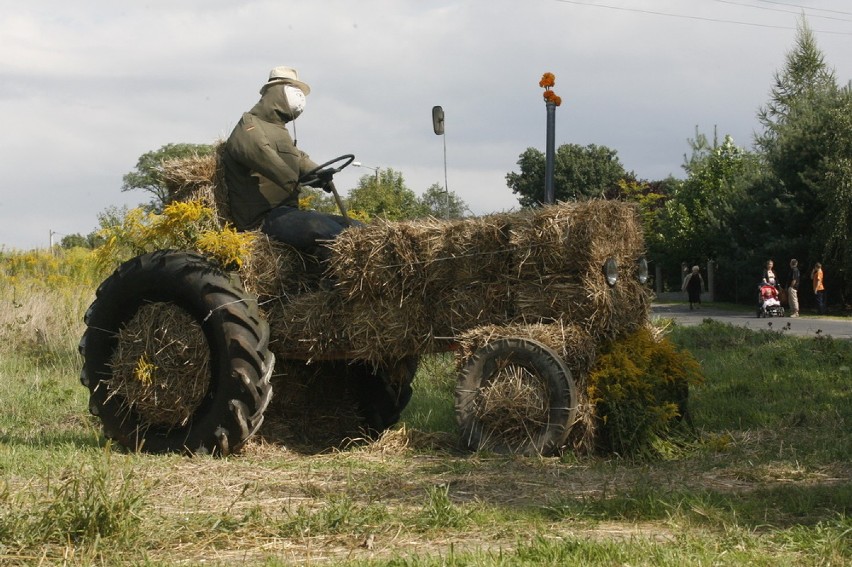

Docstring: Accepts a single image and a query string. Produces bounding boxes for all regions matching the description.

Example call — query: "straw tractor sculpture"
[79,152,652,457]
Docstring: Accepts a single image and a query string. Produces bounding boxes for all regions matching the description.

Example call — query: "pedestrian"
[762,259,777,285]
[811,262,826,315]
[787,259,800,317]
[683,265,704,310]
[680,262,691,293]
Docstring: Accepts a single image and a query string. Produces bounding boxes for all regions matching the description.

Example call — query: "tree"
[608,177,674,257]
[817,85,852,302]
[775,84,852,303]
[298,187,338,214]
[755,18,851,303]
[347,168,425,221]
[506,144,628,207]
[757,19,836,146]
[418,183,468,219]
[97,205,131,232]
[122,143,215,211]
[653,131,763,299]
[60,233,90,249]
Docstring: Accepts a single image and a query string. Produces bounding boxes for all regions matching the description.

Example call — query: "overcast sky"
[1,0,850,250]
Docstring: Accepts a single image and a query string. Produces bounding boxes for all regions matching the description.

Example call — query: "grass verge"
[0,320,849,565]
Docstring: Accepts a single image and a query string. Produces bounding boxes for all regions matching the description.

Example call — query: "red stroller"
[757,282,785,318]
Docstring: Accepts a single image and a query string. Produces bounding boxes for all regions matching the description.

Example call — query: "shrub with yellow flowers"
[95,200,255,270]
[588,327,704,457]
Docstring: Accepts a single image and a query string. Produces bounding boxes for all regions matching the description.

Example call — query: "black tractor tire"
[79,250,274,456]
[455,337,578,456]
[354,356,418,434]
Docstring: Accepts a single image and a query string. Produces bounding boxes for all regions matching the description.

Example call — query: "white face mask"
[283,85,306,118]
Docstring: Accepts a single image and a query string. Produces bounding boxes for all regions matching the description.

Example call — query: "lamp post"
[432,106,450,219]
[353,161,379,183]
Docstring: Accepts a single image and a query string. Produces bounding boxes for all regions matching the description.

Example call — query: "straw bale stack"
[156,150,650,366]
[272,199,650,363]
[129,150,655,452]
[161,144,230,225]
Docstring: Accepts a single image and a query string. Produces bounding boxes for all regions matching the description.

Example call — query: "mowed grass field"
[0,275,849,566]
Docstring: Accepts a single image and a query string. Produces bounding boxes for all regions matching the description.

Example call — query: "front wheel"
[455,337,578,456]
[79,250,274,456]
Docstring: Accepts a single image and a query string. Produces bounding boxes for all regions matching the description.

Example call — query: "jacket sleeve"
[299,151,319,176]
[226,113,302,193]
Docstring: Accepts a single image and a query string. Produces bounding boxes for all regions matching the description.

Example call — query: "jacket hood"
[249,85,297,124]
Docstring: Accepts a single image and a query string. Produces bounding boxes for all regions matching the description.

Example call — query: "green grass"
[0,319,850,565]
[400,353,457,433]
[676,320,851,464]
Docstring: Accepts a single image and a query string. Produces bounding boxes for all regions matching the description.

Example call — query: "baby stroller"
[757,282,785,318]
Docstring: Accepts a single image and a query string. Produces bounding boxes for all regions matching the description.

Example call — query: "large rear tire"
[79,250,273,456]
[455,337,577,456]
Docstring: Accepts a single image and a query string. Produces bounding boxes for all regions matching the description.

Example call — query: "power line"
[754,0,852,17]
[552,0,852,35]
[714,0,852,22]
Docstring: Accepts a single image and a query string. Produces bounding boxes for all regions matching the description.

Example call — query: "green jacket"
[222,86,318,230]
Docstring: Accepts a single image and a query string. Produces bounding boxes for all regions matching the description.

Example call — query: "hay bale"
[161,144,231,226]
[107,302,209,427]
[260,359,366,451]
[509,200,648,339]
[328,214,515,302]
[319,200,648,362]
[241,234,324,299]
[468,359,552,451]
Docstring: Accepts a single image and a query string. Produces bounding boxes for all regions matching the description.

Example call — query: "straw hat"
[260,66,311,95]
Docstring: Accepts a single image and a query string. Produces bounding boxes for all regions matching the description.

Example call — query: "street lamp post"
[432,106,450,219]
[353,161,379,183]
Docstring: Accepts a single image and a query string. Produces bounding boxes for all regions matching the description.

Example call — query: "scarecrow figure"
[221,66,350,261]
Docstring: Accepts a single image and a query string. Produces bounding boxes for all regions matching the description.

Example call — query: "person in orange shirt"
[811,262,825,315]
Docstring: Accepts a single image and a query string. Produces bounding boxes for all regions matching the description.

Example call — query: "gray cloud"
[1,0,850,249]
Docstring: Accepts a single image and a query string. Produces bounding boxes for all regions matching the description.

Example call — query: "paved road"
[651,303,852,340]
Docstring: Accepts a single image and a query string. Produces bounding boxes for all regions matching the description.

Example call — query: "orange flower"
[543,89,562,106]
[540,72,562,106]
[539,72,555,88]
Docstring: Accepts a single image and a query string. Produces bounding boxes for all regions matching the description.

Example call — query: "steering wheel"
[299,154,355,187]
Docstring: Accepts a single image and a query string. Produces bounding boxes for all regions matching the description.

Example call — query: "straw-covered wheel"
[79,250,274,455]
[455,337,578,456]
